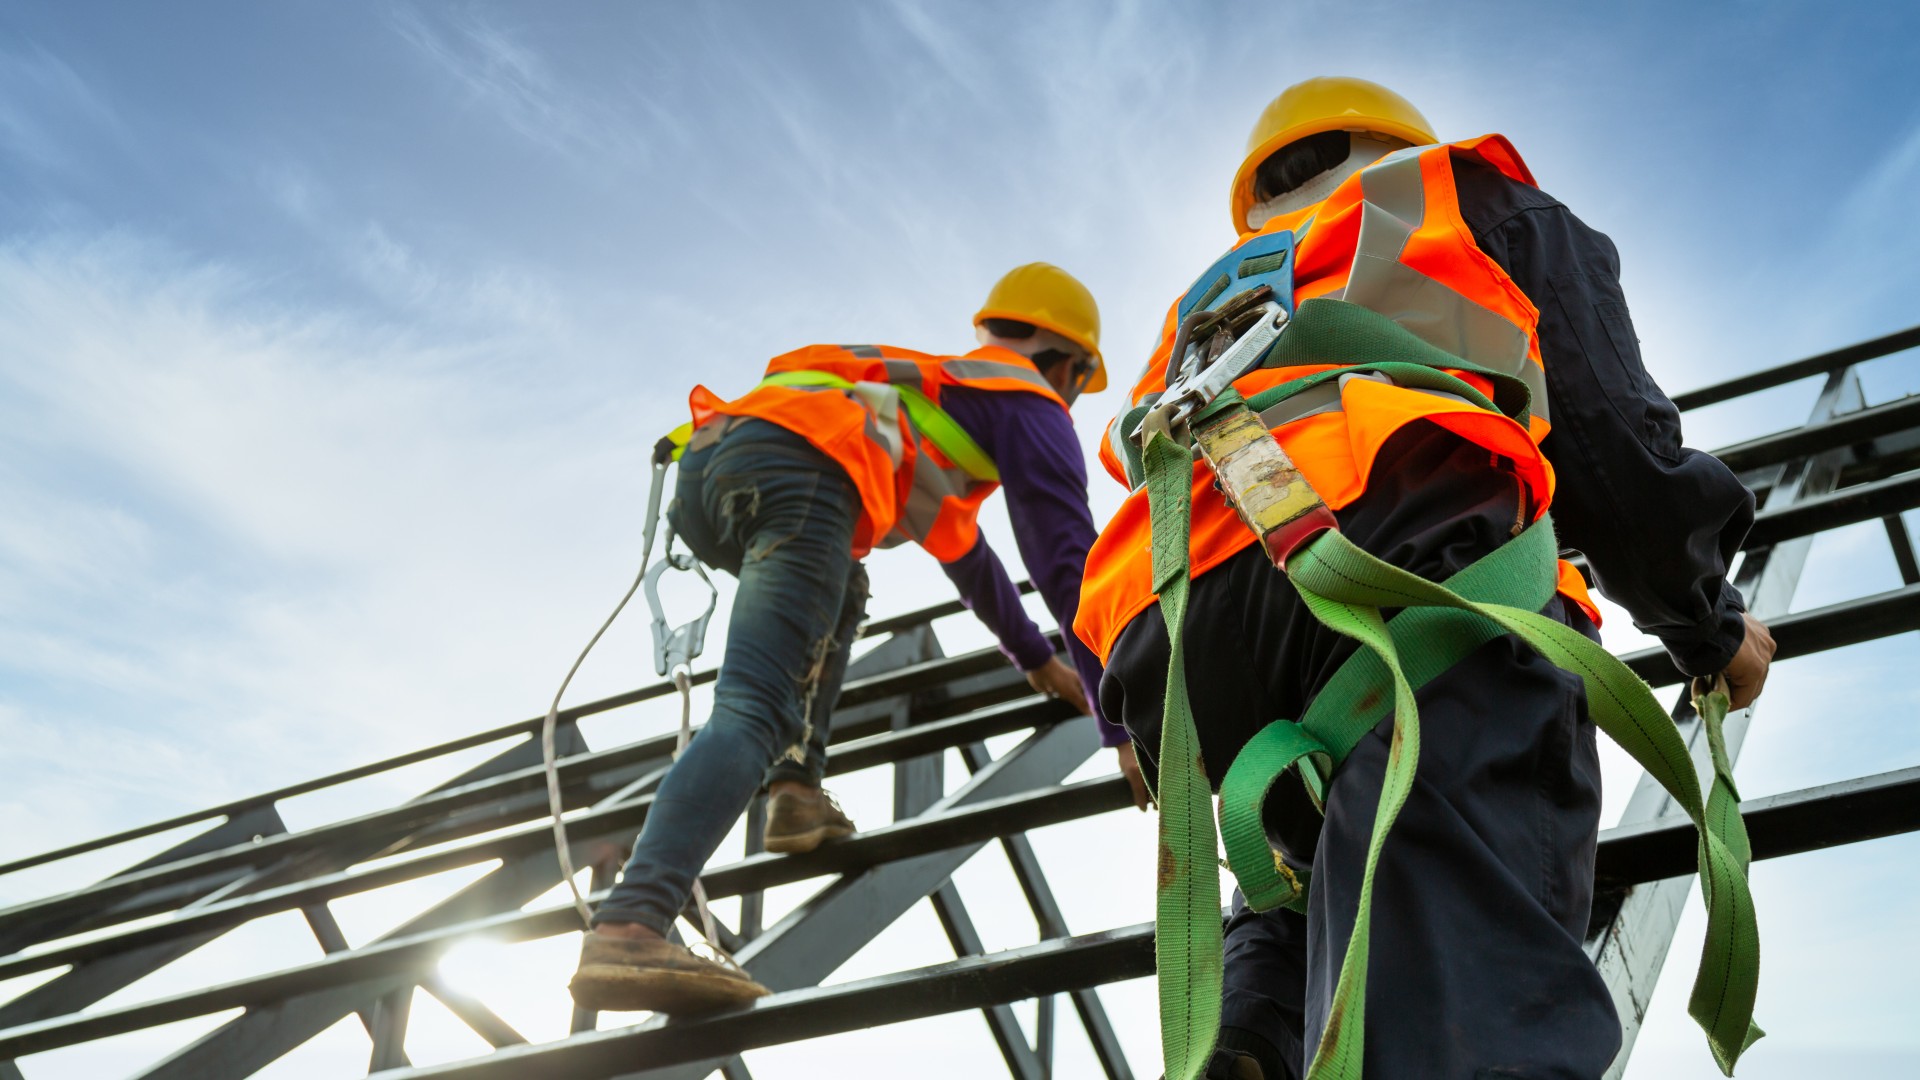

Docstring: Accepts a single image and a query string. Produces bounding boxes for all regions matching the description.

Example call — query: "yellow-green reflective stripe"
[664,420,694,462]
[758,370,1000,482]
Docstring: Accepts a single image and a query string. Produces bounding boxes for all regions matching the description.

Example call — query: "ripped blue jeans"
[594,419,869,933]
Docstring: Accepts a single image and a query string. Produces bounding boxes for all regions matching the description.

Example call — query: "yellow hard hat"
[973,262,1106,393]
[1229,77,1437,233]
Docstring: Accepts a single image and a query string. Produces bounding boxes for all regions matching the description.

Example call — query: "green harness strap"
[1145,431,1223,1080]
[1144,305,1762,1080]
[1217,511,1562,917]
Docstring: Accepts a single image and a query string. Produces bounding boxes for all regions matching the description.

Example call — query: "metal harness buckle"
[1135,283,1337,569]
[1142,285,1291,440]
[644,527,719,677]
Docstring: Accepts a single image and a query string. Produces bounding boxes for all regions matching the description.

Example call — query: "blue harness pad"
[1174,228,1298,324]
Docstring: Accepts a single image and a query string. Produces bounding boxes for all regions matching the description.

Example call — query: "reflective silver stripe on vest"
[768,379,910,470]
[883,355,1047,547]
[1251,372,1489,432]
[885,358,925,390]
[1254,381,1345,429]
[1333,148,1548,424]
[776,377,991,549]
[773,356,1015,549]
[885,453,976,549]
[941,358,1055,390]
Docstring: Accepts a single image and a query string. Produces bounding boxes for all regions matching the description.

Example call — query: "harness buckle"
[1143,286,1290,441]
[644,528,719,676]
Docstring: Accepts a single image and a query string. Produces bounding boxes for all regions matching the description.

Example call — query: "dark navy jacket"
[1455,158,1753,674]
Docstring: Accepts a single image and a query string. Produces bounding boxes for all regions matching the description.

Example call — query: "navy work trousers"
[1100,425,1621,1079]
[595,420,868,933]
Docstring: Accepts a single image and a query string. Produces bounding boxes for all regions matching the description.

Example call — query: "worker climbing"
[564,262,1143,1015]
[1076,78,1778,1078]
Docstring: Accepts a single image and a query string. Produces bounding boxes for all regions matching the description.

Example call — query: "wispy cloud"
[2,4,1917,1076]
[0,42,120,174]
[388,5,649,170]
[0,232,690,849]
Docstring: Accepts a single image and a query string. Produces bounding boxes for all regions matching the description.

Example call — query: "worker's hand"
[1025,656,1090,715]
[1116,742,1150,810]
[1718,613,1777,711]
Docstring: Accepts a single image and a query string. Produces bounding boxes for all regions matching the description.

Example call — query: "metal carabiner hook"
[1150,288,1290,440]
[643,523,719,677]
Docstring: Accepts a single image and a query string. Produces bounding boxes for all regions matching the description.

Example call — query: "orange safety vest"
[688,343,1065,560]
[1075,135,1599,663]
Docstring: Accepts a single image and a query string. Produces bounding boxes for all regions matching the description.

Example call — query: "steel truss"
[2,325,1917,1079]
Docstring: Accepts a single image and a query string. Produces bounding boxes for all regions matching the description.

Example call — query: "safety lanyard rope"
[538,440,740,967]
[1140,300,1762,1080]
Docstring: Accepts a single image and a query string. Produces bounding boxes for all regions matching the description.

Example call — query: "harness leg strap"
[1146,479,1764,1080]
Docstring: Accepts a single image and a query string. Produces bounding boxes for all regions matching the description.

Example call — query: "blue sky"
[1,2,1917,1077]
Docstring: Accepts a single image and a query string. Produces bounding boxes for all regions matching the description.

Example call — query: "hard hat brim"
[1229,115,1438,235]
[973,308,1108,393]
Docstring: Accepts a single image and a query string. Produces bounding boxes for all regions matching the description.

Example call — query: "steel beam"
[0,726,631,942]
[0,626,1021,910]
[860,581,1033,638]
[132,849,578,1080]
[368,922,1160,1080]
[930,883,1046,1080]
[1886,514,1920,586]
[0,803,287,959]
[1740,468,1920,548]
[958,741,1134,1080]
[0,698,1076,985]
[368,987,414,1072]
[359,758,1920,1079]
[892,649,1047,1080]
[1591,365,1861,1077]
[0,717,1104,1071]
[1617,580,1920,688]
[1669,322,1919,411]
[607,719,1103,1080]
[0,591,974,882]
[0,805,292,1035]
[420,976,527,1048]
[1594,766,1920,887]
[1712,388,1920,474]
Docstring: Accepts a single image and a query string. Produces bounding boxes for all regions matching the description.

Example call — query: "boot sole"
[762,823,855,854]
[569,963,770,1015]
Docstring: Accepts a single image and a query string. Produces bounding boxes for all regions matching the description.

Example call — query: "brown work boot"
[762,785,856,854]
[568,930,770,1015]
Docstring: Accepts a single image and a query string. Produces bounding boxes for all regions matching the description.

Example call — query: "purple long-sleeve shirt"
[935,384,1125,745]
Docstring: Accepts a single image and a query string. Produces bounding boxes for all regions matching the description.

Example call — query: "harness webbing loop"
[1141,299,1762,1080]
[1144,429,1223,1080]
